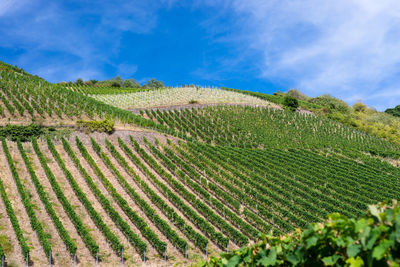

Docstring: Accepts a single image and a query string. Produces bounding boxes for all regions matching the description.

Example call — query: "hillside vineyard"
[0,62,399,266]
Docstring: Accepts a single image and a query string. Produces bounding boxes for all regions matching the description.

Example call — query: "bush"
[385,105,400,117]
[287,89,309,101]
[0,124,44,142]
[283,95,299,111]
[76,119,114,134]
[309,95,351,113]
[189,99,199,104]
[353,102,367,112]
[200,200,400,267]
[111,81,121,88]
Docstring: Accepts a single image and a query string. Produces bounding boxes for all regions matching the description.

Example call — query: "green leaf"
[347,243,362,258]
[257,247,277,266]
[322,255,340,266]
[346,256,364,267]
[366,228,381,250]
[360,226,371,248]
[226,255,240,267]
[369,205,381,222]
[372,240,392,260]
[395,214,400,242]
[355,219,368,233]
[287,254,300,266]
[306,236,318,249]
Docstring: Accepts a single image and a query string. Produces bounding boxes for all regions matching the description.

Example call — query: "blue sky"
[1,0,400,110]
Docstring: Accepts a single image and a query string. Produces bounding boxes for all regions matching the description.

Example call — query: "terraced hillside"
[0,61,399,266]
[64,84,148,95]
[89,86,275,109]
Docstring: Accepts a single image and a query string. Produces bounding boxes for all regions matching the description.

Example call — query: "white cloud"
[227,0,400,110]
[0,1,171,82]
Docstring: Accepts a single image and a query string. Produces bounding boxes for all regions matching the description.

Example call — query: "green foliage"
[131,137,228,249]
[199,200,400,267]
[283,95,299,111]
[385,105,400,117]
[154,106,399,156]
[90,138,167,255]
[122,78,140,88]
[75,78,83,85]
[0,141,29,259]
[66,85,147,95]
[68,137,147,257]
[309,94,351,113]
[0,124,44,142]
[287,89,309,101]
[111,81,121,87]
[353,102,367,112]
[2,138,52,259]
[117,137,208,252]
[103,139,186,254]
[17,139,77,257]
[76,119,114,134]
[32,138,99,258]
[146,78,165,89]
[47,137,123,256]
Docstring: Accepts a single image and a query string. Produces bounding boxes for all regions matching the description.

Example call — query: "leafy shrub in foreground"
[199,200,400,267]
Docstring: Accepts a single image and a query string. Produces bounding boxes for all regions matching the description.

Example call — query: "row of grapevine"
[82,136,166,256]
[186,141,400,227]
[17,139,77,257]
[31,138,99,258]
[104,138,189,254]
[65,137,147,257]
[117,137,209,252]
[243,147,399,206]
[0,149,30,259]
[158,142,260,242]
[90,137,178,255]
[64,84,147,95]
[184,142,323,226]
[149,105,399,156]
[172,141,287,233]
[46,137,124,256]
[0,69,162,129]
[142,139,249,246]
[1,138,52,259]
[187,142,343,225]
[167,141,279,235]
[90,87,272,109]
[130,137,229,249]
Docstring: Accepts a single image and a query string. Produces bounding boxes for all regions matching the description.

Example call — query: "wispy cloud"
[2,0,400,109]
[220,0,400,110]
[0,0,172,82]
